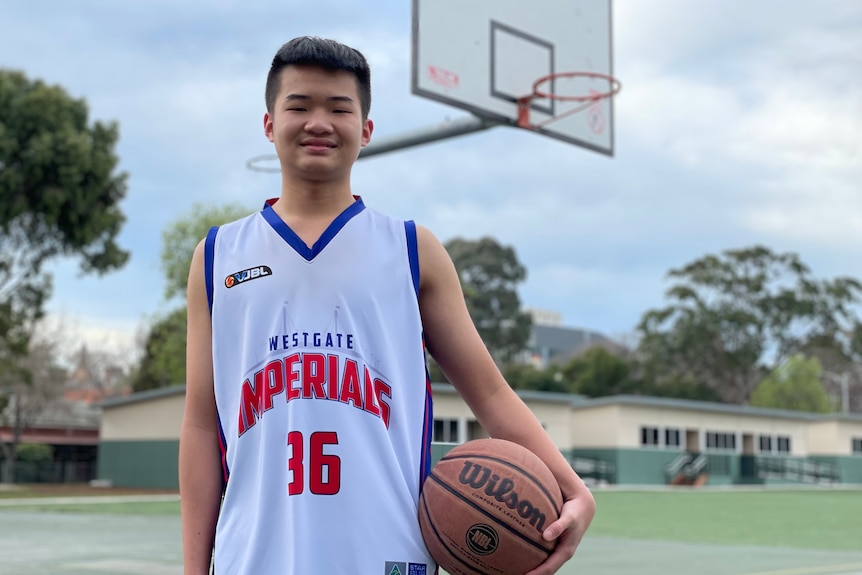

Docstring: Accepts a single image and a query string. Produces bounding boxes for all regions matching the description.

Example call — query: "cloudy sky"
[1,0,860,363]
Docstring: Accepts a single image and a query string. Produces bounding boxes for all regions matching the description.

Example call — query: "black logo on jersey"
[225,265,272,288]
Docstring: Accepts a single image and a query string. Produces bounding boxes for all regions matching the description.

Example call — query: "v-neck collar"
[260,197,366,262]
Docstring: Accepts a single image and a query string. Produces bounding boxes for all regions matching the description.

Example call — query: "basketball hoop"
[517,71,621,130]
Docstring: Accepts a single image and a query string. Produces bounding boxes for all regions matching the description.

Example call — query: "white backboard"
[412,0,615,155]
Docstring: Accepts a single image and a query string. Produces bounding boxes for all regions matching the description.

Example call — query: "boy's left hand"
[524,489,596,575]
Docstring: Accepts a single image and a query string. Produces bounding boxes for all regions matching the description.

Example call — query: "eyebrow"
[284,94,355,104]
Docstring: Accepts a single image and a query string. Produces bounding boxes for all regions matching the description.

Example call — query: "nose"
[304,108,334,135]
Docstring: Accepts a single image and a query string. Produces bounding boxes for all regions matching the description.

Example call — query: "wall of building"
[101,394,185,441]
[97,440,179,489]
[569,405,620,448]
[613,404,810,456]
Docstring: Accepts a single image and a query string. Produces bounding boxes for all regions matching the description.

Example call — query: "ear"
[264,112,274,142]
[360,118,374,147]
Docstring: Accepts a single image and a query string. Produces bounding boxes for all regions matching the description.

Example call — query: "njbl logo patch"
[225,265,272,288]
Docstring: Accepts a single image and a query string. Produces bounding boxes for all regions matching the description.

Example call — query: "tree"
[637,246,862,404]
[0,323,67,483]
[132,203,253,390]
[444,237,532,365]
[503,363,569,393]
[130,308,187,392]
[161,202,253,301]
[750,355,832,413]
[561,347,632,398]
[0,69,128,430]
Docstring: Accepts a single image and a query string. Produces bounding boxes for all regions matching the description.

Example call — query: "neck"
[275,173,356,219]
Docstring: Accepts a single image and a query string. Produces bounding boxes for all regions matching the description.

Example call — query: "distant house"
[64,345,130,406]
[527,323,624,368]
[0,398,101,483]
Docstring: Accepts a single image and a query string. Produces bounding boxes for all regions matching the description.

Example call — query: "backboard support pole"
[246,114,500,172]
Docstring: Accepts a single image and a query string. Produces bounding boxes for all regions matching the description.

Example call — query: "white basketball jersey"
[205,198,436,575]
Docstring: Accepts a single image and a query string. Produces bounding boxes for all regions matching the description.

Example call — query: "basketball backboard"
[412,0,615,155]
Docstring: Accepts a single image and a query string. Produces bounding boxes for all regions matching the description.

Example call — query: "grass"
[589,489,862,551]
[0,483,180,515]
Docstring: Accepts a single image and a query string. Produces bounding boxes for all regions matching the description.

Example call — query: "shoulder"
[414,224,455,292]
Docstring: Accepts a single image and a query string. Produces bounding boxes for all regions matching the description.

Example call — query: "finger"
[542,517,567,541]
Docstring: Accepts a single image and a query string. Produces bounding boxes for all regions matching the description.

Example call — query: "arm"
[416,225,595,575]
[179,239,223,575]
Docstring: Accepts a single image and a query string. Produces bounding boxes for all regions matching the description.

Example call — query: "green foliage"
[637,245,862,404]
[131,308,187,392]
[0,69,128,378]
[160,202,253,301]
[132,203,253,391]
[561,347,632,397]
[15,443,53,462]
[641,375,722,402]
[750,355,832,413]
[444,237,532,365]
[503,363,569,393]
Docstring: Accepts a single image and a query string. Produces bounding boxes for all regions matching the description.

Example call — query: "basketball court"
[1,501,861,575]
[6,3,858,575]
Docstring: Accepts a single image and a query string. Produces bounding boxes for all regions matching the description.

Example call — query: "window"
[777,436,791,453]
[706,431,736,451]
[641,426,660,446]
[665,428,681,447]
[759,435,773,453]
[852,438,862,455]
[433,419,459,443]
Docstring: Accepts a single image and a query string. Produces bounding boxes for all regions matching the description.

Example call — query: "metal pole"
[246,115,501,173]
[841,372,850,414]
[358,115,499,159]
[823,370,851,413]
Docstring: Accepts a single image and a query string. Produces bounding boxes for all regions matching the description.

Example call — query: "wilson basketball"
[419,438,563,575]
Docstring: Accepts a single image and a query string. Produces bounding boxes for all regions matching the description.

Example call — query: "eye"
[333,109,351,114]
[287,107,307,112]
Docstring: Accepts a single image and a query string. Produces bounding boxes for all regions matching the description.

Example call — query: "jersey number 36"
[287,431,341,495]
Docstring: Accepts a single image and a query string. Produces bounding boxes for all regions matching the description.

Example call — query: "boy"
[179,36,595,575]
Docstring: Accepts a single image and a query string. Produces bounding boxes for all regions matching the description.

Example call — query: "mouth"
[301,140,337,151]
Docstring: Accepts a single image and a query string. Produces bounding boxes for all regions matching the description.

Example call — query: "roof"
[99,383,861,424]
[100,385,186,408]
[530,324,621,364]
[571,394,862,423]
[431,383,583,405]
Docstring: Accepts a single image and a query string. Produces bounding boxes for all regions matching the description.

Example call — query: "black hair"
[265,36,371,119]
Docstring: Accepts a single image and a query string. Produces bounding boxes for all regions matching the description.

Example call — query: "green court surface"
[0,487,860,575]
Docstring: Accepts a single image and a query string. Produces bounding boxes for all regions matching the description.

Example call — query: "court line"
[742,563,862,575]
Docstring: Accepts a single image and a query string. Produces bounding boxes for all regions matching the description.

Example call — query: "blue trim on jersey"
[420,363,434,488]
[217,414,230,488]
[404,221,420,297]
[261,198,366,261]
[204,226,219,314]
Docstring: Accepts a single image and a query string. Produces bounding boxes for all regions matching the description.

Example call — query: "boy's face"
[264,65,372,182]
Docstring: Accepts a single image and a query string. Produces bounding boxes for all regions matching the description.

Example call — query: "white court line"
[742,563,862,575]
[0,494,179,506]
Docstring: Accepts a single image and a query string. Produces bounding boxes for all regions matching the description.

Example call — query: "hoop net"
[516,71,621,130]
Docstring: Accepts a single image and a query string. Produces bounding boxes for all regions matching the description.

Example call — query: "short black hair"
[265,36,372,119]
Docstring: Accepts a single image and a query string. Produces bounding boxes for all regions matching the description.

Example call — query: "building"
[0,399,100,483]
[96,384,862,489]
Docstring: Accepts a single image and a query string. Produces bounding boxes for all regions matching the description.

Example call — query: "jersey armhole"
[204,226,219,314]
[404,221,420,298]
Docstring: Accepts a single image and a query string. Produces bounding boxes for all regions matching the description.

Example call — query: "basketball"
[419,438,563,575]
